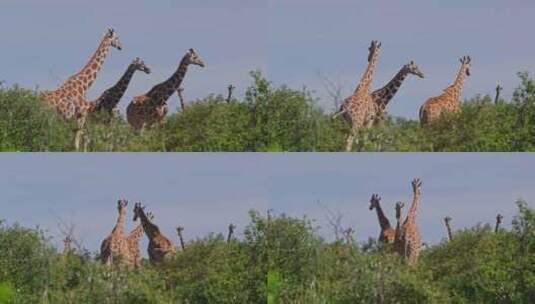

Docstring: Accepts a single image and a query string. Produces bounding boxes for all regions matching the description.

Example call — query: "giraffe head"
[105,28,122,50]
[369,193,381,210]
[459,56,471,76]
[411,178,422,193]
[132,57,151,74]
[496,214,503,224]
[367,40,382,62]
[133,202,145,221]
[403,61,425,78]
[395,201,405,219]
[185,48,205,67]
[117,198,128,212]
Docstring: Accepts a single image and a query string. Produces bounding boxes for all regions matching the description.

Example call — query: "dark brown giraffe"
[495,214,503,233]
[226,84,235,103]
[371,61,425,124]
[92,57,151,119]
[443,216,453,241]
[369,194,395,243]
[126,211,154,268]
[133,203,175,264]
[176,226,186,250]
[40,28,122,151]
[227,223,236,244]
[126,49,205,131]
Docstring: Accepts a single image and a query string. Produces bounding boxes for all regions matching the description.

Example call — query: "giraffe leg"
[74,129,82,151]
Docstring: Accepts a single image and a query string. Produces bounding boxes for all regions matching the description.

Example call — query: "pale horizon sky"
[1,1,534,118]
[1,154,534,253]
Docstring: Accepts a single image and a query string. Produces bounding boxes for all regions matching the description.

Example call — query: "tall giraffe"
[394,201,405,251]
[126,211,154,268]
[100,199,131,266]
[335,40,382,151]
[369,194,395,243]
[126,49,205,131]
[419,56,472,125]
[40,28,122,151]
[371,61,425,124]
[443,216,453,241]
[495,214,503,233]
[92,57,151,119]
[397,179,423,265]
[133,203,176,264]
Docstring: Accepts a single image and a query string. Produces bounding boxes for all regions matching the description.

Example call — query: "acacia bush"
[0,212,267,304]
[1,72,535,151]
[268,200,535,303]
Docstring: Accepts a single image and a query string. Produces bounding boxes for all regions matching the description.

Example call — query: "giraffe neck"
[354,48,380,94]
[138,210,160,239]
[406,190,421,224]
[445,222,453,241]
[148,56,190,105]
[372,68,409,108]
[127,223,144,245]
[95,64,137,108]
[111,208,126,236]
[447,64,467,103]
[374,204,392,230]
[68,36,112,93]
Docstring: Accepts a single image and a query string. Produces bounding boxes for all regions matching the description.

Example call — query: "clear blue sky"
[0,0,267,113]
[1,154,534,252]
[1,1,534,118]
[267,0,535,118]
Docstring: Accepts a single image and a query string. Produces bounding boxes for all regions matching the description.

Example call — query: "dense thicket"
[267,200,535,303]
[2,72,535,151]
[0,211,266,303]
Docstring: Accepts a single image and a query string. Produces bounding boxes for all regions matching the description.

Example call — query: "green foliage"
[2,72,535,151]
[267,201,535,303]
[0,213,267,303]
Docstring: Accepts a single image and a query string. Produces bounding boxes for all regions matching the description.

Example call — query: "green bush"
[2,72,535,151]
[0,213,267,304]
[267,200,535,303]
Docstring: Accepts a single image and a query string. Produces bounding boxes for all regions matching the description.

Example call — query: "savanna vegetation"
[0,211,266,304]
[1,71,535,152]
[267,200,535,303]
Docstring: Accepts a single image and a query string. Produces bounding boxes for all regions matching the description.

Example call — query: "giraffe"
[443,216,453,241]
[371,61,425,124]
[394,201,405,251]
[100,199,131,266]
[126,49,205,131]
[226,84,235,103]
[176,226,186,250]
[334,40,382,151]
[369,193,396,243]
[126,211,154,268]
[40,28,122,151]
[495,214,503,233]
[133,203,176,264]
[227,223,236,244]
[92,57,151,119]
[62,236,72,255]
[397,178,423,265]
[419,56,472,125]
